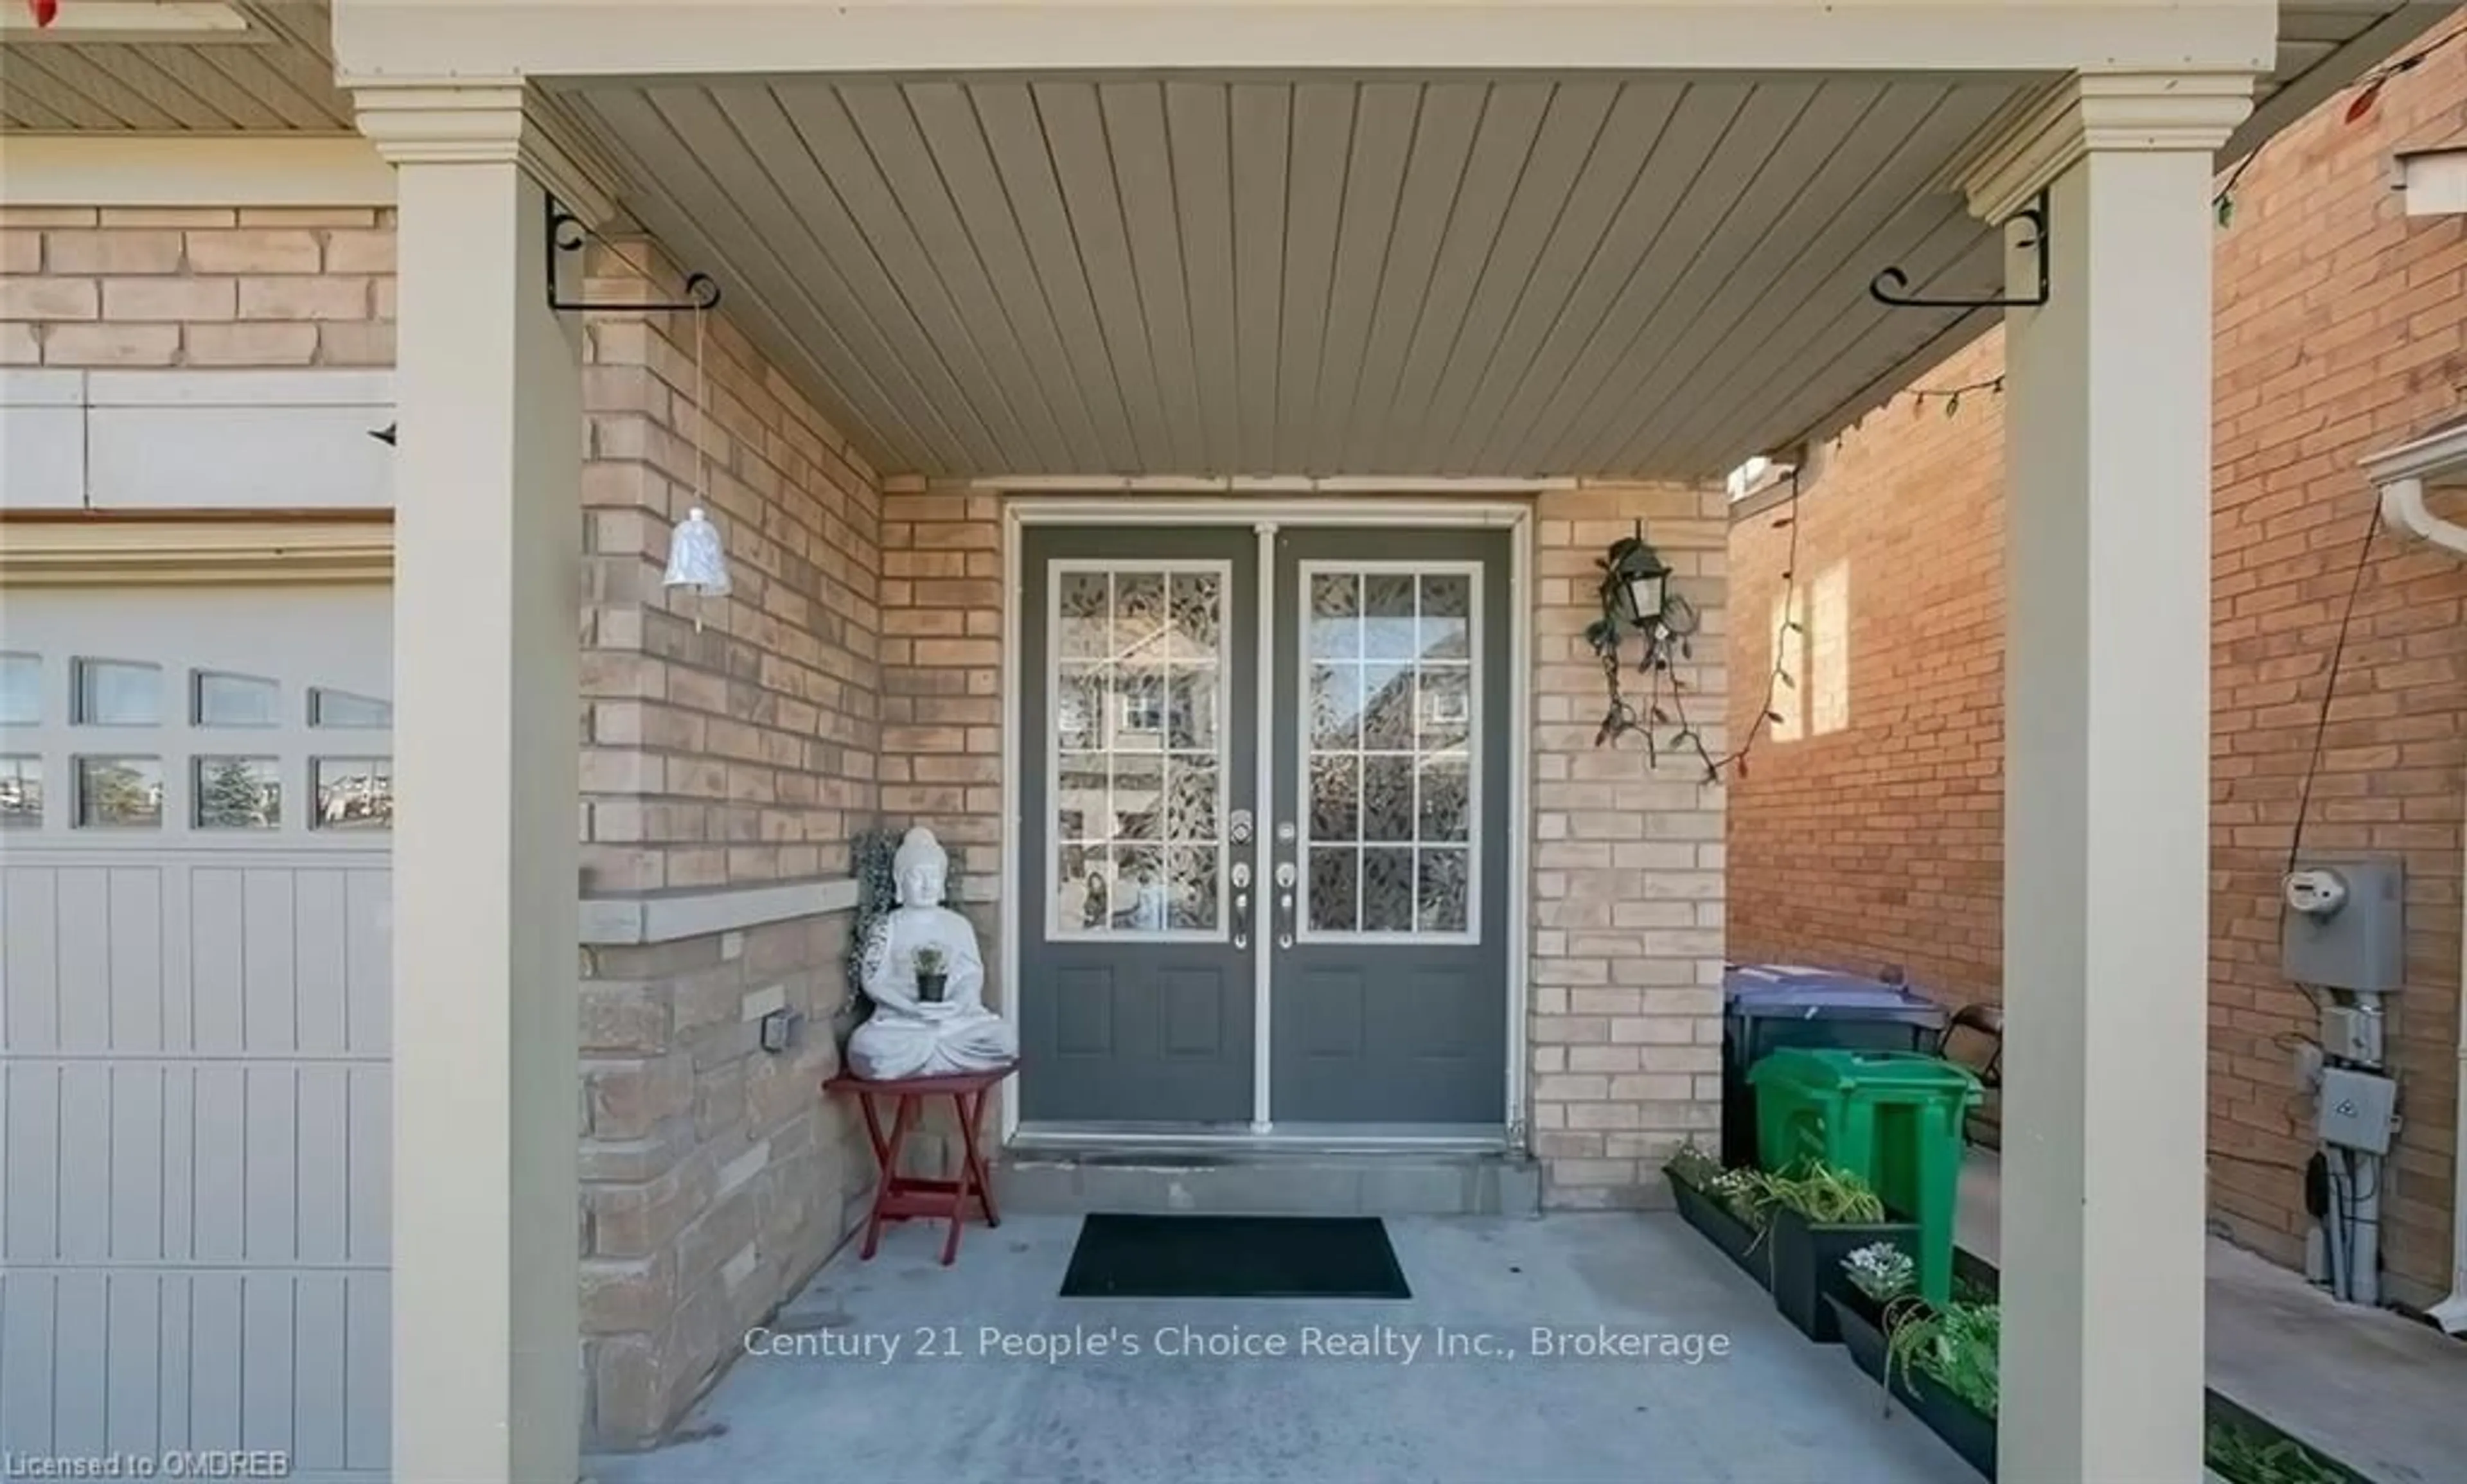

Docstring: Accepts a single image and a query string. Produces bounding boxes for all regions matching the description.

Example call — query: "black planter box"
[2206,1390,2374,1484]
[1767,1208,1916,1343]
[1822,1291,1997,1476]
[1902,1366,1999,1477]
[1826,1275,2370,1484]
[1828,1291,1888,1384]
[1667,1171,1769,1285]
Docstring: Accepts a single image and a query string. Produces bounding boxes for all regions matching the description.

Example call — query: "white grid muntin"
[1293,557,1484,948]
[1043,556,1234,944]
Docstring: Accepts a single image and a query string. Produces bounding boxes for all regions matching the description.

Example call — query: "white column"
[1968,74,2250,1483]
[355,87,610,1484]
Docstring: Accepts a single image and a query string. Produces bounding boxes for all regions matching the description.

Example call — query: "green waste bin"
[1747,1048,1981,1304]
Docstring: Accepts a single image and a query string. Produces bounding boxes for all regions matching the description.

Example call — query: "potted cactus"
[912,944,948,1003]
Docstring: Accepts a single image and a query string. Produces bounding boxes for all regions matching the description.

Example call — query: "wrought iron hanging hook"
[1869,190,2049,311]
[544,197,722,314]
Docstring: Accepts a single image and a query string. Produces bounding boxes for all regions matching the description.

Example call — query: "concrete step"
[995,1146,1541,1217]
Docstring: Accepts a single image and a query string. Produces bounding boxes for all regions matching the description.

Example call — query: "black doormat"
[1059,1214,1411,1299]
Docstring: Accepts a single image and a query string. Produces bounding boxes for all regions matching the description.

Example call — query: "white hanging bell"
[663,506,732,597]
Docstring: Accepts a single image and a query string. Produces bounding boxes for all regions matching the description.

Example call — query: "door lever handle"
[1277,890,1295,950]
[1233,890,1250,951]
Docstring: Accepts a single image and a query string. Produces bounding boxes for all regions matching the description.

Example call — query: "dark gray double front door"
[1019,523,1510,1127]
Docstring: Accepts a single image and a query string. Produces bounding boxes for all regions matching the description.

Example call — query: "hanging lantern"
[1602,531,1671,630]
[664,506,732,597]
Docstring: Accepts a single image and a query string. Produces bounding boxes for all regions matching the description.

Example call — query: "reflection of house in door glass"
[1052,566,1225,935]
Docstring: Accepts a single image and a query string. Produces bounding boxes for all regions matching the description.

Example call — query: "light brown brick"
[238,274,371,321]
[0,208,96,227]
[182,321,317,366]
[42,322,179,366]
[98,208,235,228]
[317,321,395,366]
[44,230,183,274]
[102,276,236,321]
[324,229,395,274]
[236,207,380,227]
[0,276,98,320]
[0,231,37,275]
[184,229,321,275]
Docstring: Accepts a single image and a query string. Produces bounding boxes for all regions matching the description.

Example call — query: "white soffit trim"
[2362,418,2467,558]
[335,0,2277,80]
[0,136,396,207]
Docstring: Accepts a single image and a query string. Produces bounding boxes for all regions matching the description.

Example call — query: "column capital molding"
[1961,71,2254,224]
[351,80,623,226]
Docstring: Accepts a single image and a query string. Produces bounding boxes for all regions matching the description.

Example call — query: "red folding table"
[823,1060,1016,1266]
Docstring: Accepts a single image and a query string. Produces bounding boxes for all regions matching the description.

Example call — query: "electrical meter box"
[2281,856,2405,993]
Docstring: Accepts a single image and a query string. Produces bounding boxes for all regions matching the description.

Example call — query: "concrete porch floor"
[587,1212,1975,1484]
[1958,1149,2467,1484]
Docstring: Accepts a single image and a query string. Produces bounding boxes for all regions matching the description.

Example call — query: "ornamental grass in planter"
[1822,1247,2367,1484]
[1750,1163,1913,1343]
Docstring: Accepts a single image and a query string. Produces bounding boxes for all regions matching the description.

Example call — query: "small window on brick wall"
[1767,561,1852,741]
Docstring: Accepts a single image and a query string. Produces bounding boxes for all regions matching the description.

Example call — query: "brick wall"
[875,481,1005,905]
[0,206,395,367]
[879,481,1729,1205]
[570,240,885,1445]
[1726,333,2008,1002]
[1530,482,1731,1207]
[575,242,885,893]
[1726,28,2467,1304]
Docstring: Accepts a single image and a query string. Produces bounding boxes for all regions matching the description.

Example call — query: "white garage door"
[0,586,391,1477]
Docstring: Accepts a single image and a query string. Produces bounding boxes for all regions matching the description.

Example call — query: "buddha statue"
[847,827,1016,1079]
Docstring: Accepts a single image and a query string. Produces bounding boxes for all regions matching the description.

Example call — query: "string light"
[1708,462,1805,785]
[1907,375,2003,419]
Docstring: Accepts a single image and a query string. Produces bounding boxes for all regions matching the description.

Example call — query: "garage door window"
[195,670,280,727]
[311,687,392,728]
[74,658,161,726]
[75,755,162,827]
[195,755,281,828]
[316,756,393,829]
[0,653,37,725]
[0,756,40,825]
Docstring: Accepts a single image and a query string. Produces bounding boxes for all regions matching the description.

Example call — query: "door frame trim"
[999,496,1534,1149]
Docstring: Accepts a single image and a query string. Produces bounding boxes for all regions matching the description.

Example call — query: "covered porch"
[590,1210,1977,1483]
[326,1,2343,1479]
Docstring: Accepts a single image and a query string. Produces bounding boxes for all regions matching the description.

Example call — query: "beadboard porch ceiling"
[566,73,2037,481]
[552,2,2446,481]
